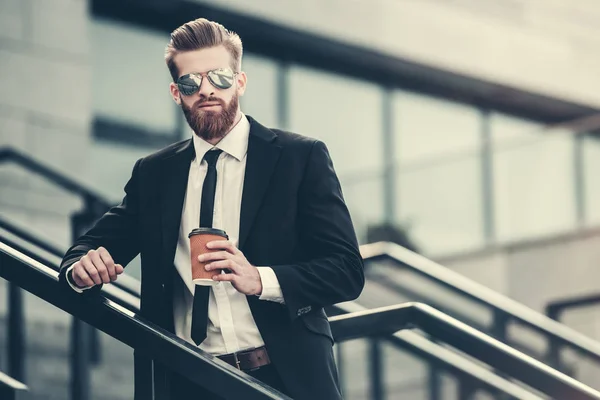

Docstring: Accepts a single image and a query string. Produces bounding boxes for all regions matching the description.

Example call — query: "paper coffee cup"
[188,228,229,286]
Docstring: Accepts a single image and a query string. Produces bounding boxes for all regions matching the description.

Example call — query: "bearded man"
[59,18,364,400]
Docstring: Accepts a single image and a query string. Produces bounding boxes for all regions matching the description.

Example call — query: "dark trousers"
[170,364,289,399]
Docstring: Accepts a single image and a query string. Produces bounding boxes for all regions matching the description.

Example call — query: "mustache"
[194,97,225,108]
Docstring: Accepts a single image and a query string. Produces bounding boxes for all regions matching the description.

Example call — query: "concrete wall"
[195,0,600,108]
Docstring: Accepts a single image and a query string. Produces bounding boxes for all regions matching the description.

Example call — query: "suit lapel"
[160,139,195,271]
[239,118,282,250]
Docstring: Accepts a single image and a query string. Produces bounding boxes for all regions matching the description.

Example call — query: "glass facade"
[288,67,384,176]
[90,18,593,258]
[393,92,481,164]
[288,67,386,241]
[393,92,484,254]
[239,54,280,129]
[397,154,483,255]
[493,124,576,241]
[583,134,600,225]
[91,19,177,136]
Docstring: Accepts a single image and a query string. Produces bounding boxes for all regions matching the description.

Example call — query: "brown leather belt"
[217,346,271,371]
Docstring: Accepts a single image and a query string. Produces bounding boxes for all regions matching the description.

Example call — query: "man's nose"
[198,76,215,98]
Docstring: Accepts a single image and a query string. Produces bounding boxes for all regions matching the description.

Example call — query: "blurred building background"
[3,0,600,399]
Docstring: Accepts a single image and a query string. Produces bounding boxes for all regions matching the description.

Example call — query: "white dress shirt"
[68,114,284,356]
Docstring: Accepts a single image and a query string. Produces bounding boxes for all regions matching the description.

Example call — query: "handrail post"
[491,310,509,342]
[428,365,441,400]
[154,360,172,400]
[69,205,104,400]
[369,338,384,400]
[72,200,106,367]
[8,278,25,382]
[70,319,91,400]
[0,385,18,400]
[134,351,155,399]
[458,379,477,400]
[546,307,564,372]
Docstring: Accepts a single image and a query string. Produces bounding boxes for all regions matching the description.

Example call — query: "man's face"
[169,45,247,142]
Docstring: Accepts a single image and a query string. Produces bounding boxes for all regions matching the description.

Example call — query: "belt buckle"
[233,352,241,370]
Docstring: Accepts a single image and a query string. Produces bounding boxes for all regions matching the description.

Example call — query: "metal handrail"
[362,242,600,362]
[0,217,64,260]
[0,233,142,312]
[0,371,28,400]
[0,234,577,399]
[330,302,600,400]
[0,217,141,298]
[330,302,544,400]
[0,218,600,372]
[0,147,112,208]
[0,241,289,400]
[546,293,600,321]
[0,231,549,399]
[4,218,600,367]
[0,147,142,398]
[5,210,600,364]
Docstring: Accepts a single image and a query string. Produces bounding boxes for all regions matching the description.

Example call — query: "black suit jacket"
[59,116,365,399]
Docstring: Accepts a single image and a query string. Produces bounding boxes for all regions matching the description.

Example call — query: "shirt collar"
[192,113,250,163]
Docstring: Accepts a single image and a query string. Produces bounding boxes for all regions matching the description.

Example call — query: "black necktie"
[191,149,222,345]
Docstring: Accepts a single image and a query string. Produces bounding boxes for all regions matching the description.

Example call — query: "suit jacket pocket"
[301,313,334,344]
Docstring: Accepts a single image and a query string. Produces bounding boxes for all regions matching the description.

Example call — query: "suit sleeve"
[58,158,143,294]
[270,140,365,320]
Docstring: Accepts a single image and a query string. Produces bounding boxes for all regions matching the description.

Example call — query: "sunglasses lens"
[207,69,235,89]
[177,74,201,96]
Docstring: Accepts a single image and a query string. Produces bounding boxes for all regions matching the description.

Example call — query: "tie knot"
[203,149,222,168]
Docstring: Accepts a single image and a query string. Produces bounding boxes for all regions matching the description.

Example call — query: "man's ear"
[170,82,181,105]
[237,71,247,97]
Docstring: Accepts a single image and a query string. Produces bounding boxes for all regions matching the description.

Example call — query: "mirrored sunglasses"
[177,68,238,95]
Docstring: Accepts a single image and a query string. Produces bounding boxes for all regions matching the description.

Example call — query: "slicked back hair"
[165,18,243,82]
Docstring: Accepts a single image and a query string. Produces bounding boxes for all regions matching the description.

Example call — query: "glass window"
[91,19,176,135]
[288,66,384,176]
[394,91,481,164]
[86,141,152,199]
[240,54,279,129]
[393,91,483,256]
[288,66,386,240]
[397,154,483,255]
[339,175,385,244]
[583,134,600,225]
[492,115,576,241]
[490,113,543,144]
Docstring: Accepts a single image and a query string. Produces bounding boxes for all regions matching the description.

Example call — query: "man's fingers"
[115,264,124,275]
[71,248,122,288]
[207,240,240,255]
[79,256,102,285]
[199,251,232,262]
[88,250,111,284]
[73,261,95,287]
[206,259,238,273]
[212,273,236,283]
[98,247,117,281]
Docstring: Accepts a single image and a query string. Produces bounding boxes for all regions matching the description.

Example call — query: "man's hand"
[71,247,124,288]
[200,240,262,296]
